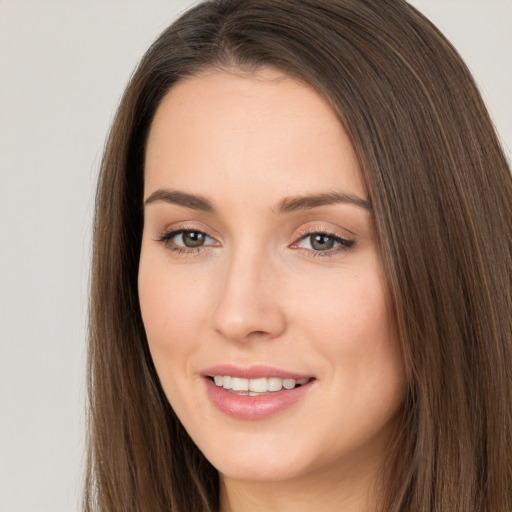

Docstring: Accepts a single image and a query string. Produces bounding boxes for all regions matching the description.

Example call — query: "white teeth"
[282,378,295,390]
[267,377,283,391]
[231,377,249,391]
[212,376,310,393]
[249,377,267,393]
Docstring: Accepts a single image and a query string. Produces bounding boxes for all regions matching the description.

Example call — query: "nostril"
[248,330,270,338]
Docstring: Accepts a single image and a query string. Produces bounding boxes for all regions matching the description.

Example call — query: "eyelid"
[290,224,355,255]
[161,229,215,244]
[153,221,355,256]
[292,223,354,243]
[157,221,221,240]
[155,223,221,252]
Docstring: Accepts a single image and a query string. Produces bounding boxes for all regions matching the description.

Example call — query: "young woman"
[85,1,512,511]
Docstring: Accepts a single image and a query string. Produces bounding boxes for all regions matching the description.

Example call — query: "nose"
[211,247,287,343]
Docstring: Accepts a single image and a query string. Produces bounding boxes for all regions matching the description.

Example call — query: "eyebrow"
[144,189,214,212]
[144,188,372,213]
[275,192,372,213]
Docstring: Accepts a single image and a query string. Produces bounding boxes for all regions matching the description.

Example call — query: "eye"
[158,229,216,251]
[175,230,209,248]
[294,232,354,253]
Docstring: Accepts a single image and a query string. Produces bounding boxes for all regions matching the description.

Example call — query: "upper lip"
[201,364,313,380]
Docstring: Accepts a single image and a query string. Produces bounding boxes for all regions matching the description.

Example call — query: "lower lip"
[204,378,314,420]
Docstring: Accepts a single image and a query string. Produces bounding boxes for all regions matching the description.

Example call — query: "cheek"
[292,263,404,406]
[138,254,210,373]
[138,258,215,421]
[292,262,393,349]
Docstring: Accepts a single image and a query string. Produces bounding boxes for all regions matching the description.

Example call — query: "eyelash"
[156,228,217,255]
[156,227,355,257]
[291,229,355,257]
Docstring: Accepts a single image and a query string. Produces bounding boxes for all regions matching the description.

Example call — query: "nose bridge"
[211,240,286,342]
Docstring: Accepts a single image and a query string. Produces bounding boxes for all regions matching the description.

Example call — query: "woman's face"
[139,69,405,487]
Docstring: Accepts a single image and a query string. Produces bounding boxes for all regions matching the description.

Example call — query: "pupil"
[311,234,334,251]
[183,231,205,247]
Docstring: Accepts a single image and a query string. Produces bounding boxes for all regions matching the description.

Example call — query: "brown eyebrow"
[144,189,214,212]
[144,188,372,214]
[275,192,372,213]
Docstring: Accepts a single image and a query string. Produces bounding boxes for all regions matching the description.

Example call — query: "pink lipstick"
[202,365,315,420]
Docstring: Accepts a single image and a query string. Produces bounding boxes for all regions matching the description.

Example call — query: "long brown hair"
[85,1,512,510]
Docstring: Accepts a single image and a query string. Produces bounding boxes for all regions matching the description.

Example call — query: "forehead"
[144,68,365,204]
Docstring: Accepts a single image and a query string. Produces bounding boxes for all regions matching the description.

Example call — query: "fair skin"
[138,68,406,512]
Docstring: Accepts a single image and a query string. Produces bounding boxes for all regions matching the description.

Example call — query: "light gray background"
[1,1,510,511]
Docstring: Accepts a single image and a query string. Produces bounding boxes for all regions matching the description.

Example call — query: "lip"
[202,365,316,420]
[202,364,312,380]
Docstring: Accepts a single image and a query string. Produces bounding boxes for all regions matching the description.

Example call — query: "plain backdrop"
[0,1,510,511]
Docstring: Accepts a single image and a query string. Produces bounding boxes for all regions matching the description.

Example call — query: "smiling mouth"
[210,376,314,395]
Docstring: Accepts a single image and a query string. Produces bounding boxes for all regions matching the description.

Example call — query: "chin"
[193,428,311,482]
[214,454,308,483]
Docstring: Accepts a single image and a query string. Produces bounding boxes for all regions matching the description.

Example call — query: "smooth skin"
[139,68,406,512]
